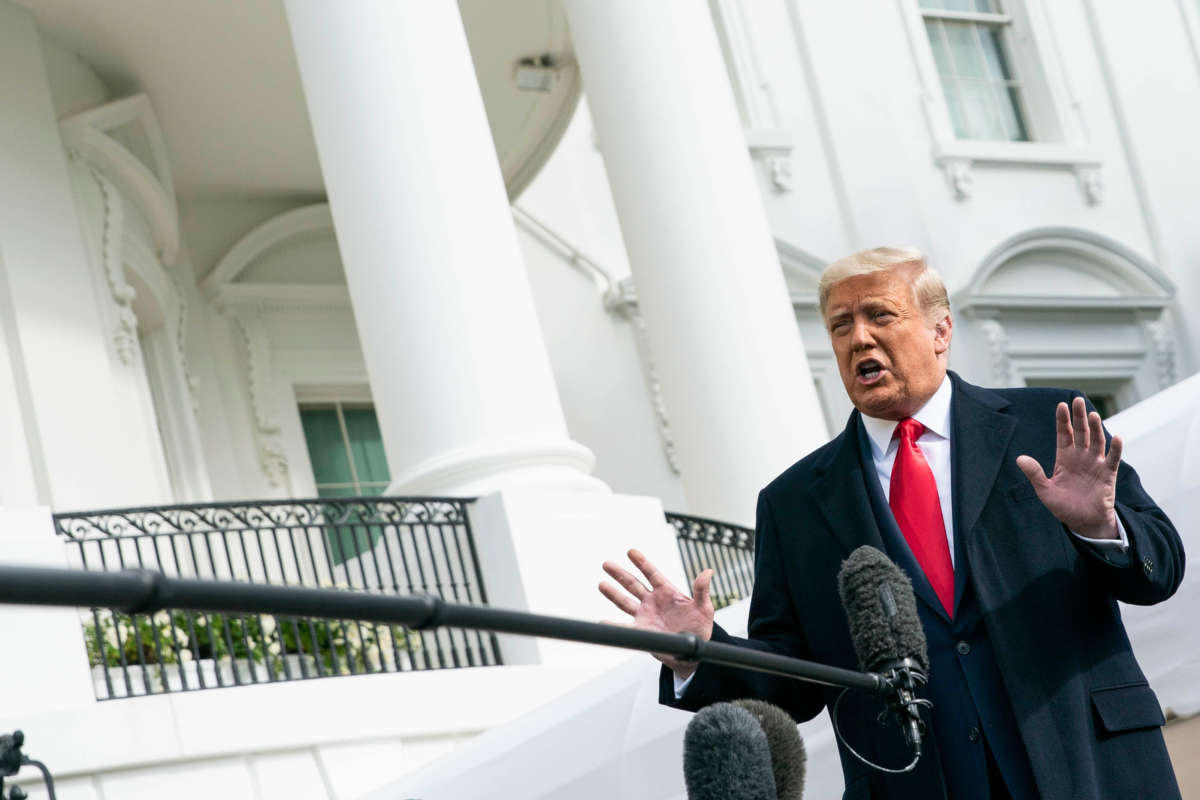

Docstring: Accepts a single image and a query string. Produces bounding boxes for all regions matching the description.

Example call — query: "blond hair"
[817,246,950,321]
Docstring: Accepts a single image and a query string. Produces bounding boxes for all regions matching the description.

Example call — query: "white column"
[285,1,604,496]
[564,1,829,526]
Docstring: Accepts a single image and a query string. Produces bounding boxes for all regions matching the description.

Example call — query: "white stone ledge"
[0,661,618,780]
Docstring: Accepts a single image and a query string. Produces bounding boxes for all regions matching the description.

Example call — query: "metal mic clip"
[880,658,930,757]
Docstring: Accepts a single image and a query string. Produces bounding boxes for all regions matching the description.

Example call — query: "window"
[1023,379,1123,419]
[299,403,392,566]
[299,403,390,497]
[920,0,1030,141]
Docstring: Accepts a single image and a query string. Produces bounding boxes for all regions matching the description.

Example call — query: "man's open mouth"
[856,359,885,384]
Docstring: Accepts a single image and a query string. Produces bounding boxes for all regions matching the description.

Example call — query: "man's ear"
[932,312,953,355]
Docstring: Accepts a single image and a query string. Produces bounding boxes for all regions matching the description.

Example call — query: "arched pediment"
[961,228,1174,311]
[202,204,350,312]
[61,94,180,265]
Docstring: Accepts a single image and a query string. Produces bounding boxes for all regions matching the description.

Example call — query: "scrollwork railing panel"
[54,496,500,700]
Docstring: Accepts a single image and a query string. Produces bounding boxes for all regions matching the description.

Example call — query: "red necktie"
[889,418,955,617]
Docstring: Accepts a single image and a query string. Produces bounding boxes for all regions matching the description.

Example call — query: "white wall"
[0,1,168,511]
[1081,0,1200,371]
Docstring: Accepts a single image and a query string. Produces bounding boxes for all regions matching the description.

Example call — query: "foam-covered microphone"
[683,703,777,800]
[731,699,806,800]
[837,545,930,757]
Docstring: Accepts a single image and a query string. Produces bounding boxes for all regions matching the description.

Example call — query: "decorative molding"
[1142,319,1178,389]
[932,142,1104,204]
[976,317,1014,386]
[166,268,201,414]
[230,312,288,487]
[610,295,681,475]
[940,157,974,201]
[764,152,793,193]
[60,95,180,265]
[1075,164,1104,206]
[88,166,139,365]
[710,0,794,192]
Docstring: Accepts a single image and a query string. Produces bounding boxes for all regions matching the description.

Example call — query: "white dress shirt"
[860,375,958,565]
[675,375,1126,697]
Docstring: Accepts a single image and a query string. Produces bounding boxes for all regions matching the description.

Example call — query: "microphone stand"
[0,731,56,800]
[0,565,896,697]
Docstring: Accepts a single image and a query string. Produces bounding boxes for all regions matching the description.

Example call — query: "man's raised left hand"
[1016,396,1122,541]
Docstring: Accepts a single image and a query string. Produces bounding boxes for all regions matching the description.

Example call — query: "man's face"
[825,267,952,420]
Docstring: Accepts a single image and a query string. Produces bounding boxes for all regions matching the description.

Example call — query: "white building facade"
[0,0,1197,797]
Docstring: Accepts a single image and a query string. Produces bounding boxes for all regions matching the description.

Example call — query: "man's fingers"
[691,569,713,609]
[602,561,649,600]
[1088,411,1105,457]
[1106,434,1123,471]
[628,548,671,590]
[598,581,640,616]
[1016,454,1049,490]
[1072,397,1089,449]
[1056,402,1072,449]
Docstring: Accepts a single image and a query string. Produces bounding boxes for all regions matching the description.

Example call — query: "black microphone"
[731,699,806,800]
[683,703,778,800]
[837,545,930,757]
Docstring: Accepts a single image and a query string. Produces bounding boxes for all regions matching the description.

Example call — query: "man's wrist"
[1074,513,1120,541]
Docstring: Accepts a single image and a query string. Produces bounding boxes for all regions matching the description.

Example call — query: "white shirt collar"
[860,374,953,460]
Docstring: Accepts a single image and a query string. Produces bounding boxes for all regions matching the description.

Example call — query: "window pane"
[1001,86,1030,141]
[980,26,1016,80]
[943,21,988,78]
[301,409,354,487]
[342,408,391,487]
[958,80,1002,139]
[925,20,955,75]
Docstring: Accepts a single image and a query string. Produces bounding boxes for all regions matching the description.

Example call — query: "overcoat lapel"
[810,412,888,558]
[948,373,1016,616]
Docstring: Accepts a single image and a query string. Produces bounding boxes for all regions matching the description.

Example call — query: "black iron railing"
[667,512,755,610]
[54,497,501,699]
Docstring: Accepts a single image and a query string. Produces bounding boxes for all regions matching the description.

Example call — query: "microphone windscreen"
[731,699,806,800]
[683,703,777,800]
[837,545,929,674]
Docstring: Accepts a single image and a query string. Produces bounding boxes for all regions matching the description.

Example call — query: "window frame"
[298,400,391,498]
[919,3,1034,142]
[897,0,1103,198]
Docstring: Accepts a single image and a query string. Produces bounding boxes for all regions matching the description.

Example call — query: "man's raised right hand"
[599,549,715,680]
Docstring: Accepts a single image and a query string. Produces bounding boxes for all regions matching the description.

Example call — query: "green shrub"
[83,608,415,675]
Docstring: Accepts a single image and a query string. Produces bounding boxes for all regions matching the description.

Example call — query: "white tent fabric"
[1106,371,1200,719]
[377,374,1200,799]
